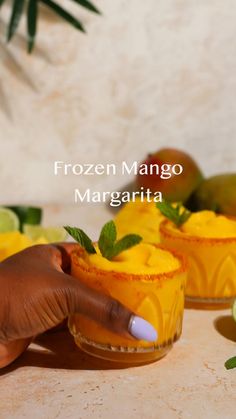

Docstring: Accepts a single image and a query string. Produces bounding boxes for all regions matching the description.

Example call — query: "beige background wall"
[0,0,235,204]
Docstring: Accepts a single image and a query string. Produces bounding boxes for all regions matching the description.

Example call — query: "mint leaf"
[65,221,143,260]
[111,234,142,259]
[156,200,191,227]
[98,220,142,260]
[225,356,236,370]
[98,220,116,259]
[64,226,96,254]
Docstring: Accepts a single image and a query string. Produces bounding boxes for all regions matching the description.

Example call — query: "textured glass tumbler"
[68,245,187,364]
[160,219,236,309]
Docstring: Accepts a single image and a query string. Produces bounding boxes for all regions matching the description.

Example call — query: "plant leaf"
[40,0,86,33]
[156,200,191,227]
[225,356,236,370]
[64,221,142,261]
[6,206,42,231]
[27,0,38,53]
[111,234,142,259]
[98,220,117,259]
[179,210,191,225]
[70,0,101,15]
[0,0,6,8]
[98,221,142,260]
[64,226,96,254]
[7,0,25,42]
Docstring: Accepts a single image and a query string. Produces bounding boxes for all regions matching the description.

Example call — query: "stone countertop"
[0,205,236,419]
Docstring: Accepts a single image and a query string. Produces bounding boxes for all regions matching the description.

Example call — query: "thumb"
[56,271,158,343]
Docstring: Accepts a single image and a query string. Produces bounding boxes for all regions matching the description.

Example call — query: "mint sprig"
[98,220,117,259]
[98,221,142,260]
[156,200,191,227]
[111,234,143,259]
[64,226,96,254]
[64,220,142,260]
[225,356,236,370]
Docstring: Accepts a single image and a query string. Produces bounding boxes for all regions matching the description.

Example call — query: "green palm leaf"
[70,0,101,15]
[40,0,86,33]
[7,0,25,42]
[3,0,100,53]
[27,0,38,53]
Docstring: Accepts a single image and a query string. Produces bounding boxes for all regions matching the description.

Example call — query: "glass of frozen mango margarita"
[160,210,236,309]
[68,242,187,364]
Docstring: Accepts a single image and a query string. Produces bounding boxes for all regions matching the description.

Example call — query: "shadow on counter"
[214,315,236,342]
[0,330,150,375]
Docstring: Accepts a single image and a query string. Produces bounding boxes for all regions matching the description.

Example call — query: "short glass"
[160,219,236,309]
[68,245,187,364]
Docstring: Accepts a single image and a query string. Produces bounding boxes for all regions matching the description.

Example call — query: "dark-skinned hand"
[0,243,157,368]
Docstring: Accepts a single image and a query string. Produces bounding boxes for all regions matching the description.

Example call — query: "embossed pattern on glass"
[160,220,236,307]
[68,246,187,364]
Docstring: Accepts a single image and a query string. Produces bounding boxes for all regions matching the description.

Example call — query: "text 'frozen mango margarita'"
[159,203,236,309]
[66,221,187,364]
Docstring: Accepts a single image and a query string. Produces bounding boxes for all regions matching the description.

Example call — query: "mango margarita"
[0,231,47,261]
[69,243,187,363]
[115,198,164,243]
[160,211,236,308]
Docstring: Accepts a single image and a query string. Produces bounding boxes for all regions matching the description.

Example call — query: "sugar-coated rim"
[71,243,188,282]
[160,218,236,245]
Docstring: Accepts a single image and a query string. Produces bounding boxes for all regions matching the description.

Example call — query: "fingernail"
[129,315,158,342]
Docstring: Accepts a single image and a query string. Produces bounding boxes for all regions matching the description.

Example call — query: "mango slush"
[115,199,164,243]
[160,211,236,307]
[0,231,48,261]
[69,243,187,363]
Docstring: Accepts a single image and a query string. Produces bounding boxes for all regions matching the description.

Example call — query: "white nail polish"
[129,315,158,342]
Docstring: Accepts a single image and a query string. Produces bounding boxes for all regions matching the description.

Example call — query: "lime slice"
[6,206,42,231]
[0,207,20,233]
[23,225,67,243]
[232,300,236,322]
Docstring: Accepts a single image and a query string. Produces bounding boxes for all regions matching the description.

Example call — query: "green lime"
[5,206,42,231]
[0,207,20,232]
[232,300,236,322]
[23,224,67,243]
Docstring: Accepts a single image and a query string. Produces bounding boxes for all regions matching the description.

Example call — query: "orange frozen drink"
[69,242,187,363]
[160,210,236,308]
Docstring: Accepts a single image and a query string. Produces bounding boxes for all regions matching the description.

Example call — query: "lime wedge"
[0,207,20,233]
[232,300,236,322]
[23,224,67,243]
[5,206,42,231]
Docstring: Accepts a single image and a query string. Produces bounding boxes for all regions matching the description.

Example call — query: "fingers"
[59,272,158,342]
[0,244,157,343]
[3,243,79,273]
[54,249,158,340]
[52,243,80,272]
[0,337,32,368]
[54,242,79,256]
[71,278,132,336]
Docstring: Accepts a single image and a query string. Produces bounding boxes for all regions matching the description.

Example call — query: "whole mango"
[187,174,236,216]
[136,148,204,203]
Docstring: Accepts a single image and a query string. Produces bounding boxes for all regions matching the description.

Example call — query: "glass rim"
[160,219,236,245]
[71,243,188,282]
